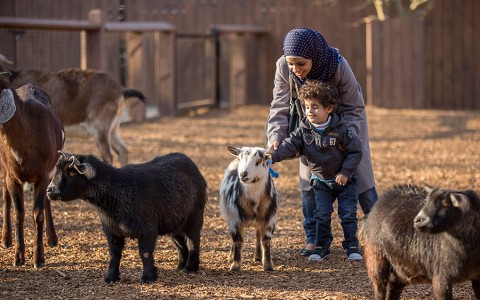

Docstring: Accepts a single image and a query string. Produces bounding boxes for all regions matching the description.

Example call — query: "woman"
[266,27,378,256]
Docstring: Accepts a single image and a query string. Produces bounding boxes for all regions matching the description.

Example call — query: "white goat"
[220,146,278,271]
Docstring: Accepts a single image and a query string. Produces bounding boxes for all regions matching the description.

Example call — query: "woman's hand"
[335,173,348,186]
[268,141,280,151]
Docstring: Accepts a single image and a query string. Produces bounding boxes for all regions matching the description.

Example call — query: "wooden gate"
[175,34,217,112]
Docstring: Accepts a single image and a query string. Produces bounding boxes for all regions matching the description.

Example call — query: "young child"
[267,79,363,261]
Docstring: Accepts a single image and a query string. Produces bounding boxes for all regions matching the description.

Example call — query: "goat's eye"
[255,158,262,166]
[441,199,449,207]
[68,170,77,177]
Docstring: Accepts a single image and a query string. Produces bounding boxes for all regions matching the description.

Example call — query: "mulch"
[0,105,479,299]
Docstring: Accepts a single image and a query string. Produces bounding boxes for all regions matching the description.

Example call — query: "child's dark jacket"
[269,112,363,180]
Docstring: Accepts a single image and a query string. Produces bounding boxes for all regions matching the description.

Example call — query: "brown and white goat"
[0,55,145,166]
[0,73,64,268]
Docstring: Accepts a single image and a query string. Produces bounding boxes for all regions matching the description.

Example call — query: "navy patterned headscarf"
[283,27,339,86]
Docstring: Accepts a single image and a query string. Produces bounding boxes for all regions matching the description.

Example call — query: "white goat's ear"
[0,89,16,124]
[227,146,242,157]
[257,149,269,162]
[74,162,96,179]
[450,193,470,212]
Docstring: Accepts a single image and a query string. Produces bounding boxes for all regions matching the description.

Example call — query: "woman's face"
[286,56,312,79]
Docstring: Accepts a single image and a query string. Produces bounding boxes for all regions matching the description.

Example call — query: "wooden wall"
[369,0,479,109]
[369,17,426,108]
[424,0,479,110]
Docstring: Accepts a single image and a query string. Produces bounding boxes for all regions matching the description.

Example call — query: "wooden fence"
[367,17,426,109]
[367,1,479,110]
[0,0,478,111]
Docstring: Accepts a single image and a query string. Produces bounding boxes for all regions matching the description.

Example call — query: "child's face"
[304,98,333,124]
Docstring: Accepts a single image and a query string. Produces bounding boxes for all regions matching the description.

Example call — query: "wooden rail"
[0,17,98,30]
[0,14,175,32]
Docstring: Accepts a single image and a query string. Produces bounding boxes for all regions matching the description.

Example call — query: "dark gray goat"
[47,152,208,284]
[360,184,480,300]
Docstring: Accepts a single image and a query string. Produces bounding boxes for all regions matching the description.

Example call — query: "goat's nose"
[240,171,248,180]
[413,212,430,229]
[46,186,59,200]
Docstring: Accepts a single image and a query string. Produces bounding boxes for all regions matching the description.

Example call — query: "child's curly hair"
[299,80,339,109]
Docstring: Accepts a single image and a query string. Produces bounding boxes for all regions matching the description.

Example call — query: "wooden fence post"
[154,30,176,116]
[85,9,107,72]
[365,20,373,106]
[230,33,247,107]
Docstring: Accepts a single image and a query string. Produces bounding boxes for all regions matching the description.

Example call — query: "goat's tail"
[123,89,145,102]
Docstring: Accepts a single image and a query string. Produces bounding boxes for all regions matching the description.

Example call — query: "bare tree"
[371,0,434,21]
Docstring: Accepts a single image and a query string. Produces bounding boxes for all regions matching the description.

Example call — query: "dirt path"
[0,105,479,299]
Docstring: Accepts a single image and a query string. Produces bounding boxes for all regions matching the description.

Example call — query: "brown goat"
[0,73,64,268]
[0,55,145,166]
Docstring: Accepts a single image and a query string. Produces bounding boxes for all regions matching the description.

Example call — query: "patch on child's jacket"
[329,138,337,146]
[304,133,314,145]
[347,130,357,139]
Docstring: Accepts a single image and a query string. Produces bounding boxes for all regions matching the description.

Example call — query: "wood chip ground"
[1,105,479,299]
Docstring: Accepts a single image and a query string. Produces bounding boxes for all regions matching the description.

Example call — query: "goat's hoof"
[141,267,158,284]
[263,262,274,271]
[2,240,12,249]
[229,262,241,271]
[184,266,199,274]
[14,260,25,266]
[14,254,26,266]
[47,237,58,247]
[34,260,45,269]
[141,272,158,284]
[104,275,120,284]
[141,277,156,284]
[34,252,45,269]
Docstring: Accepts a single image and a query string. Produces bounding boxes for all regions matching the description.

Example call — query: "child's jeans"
[310,175,359,250]
[302,189,317,245]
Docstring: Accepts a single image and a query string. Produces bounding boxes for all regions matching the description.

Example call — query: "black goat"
[47,152,207,284]
[360,184,480,300]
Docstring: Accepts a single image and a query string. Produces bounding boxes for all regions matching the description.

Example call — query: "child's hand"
[335,173,348,186]
[265,152,272,161]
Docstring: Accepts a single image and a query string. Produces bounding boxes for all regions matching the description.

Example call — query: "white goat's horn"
[58,150,68,158]
[0,54,13,65]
